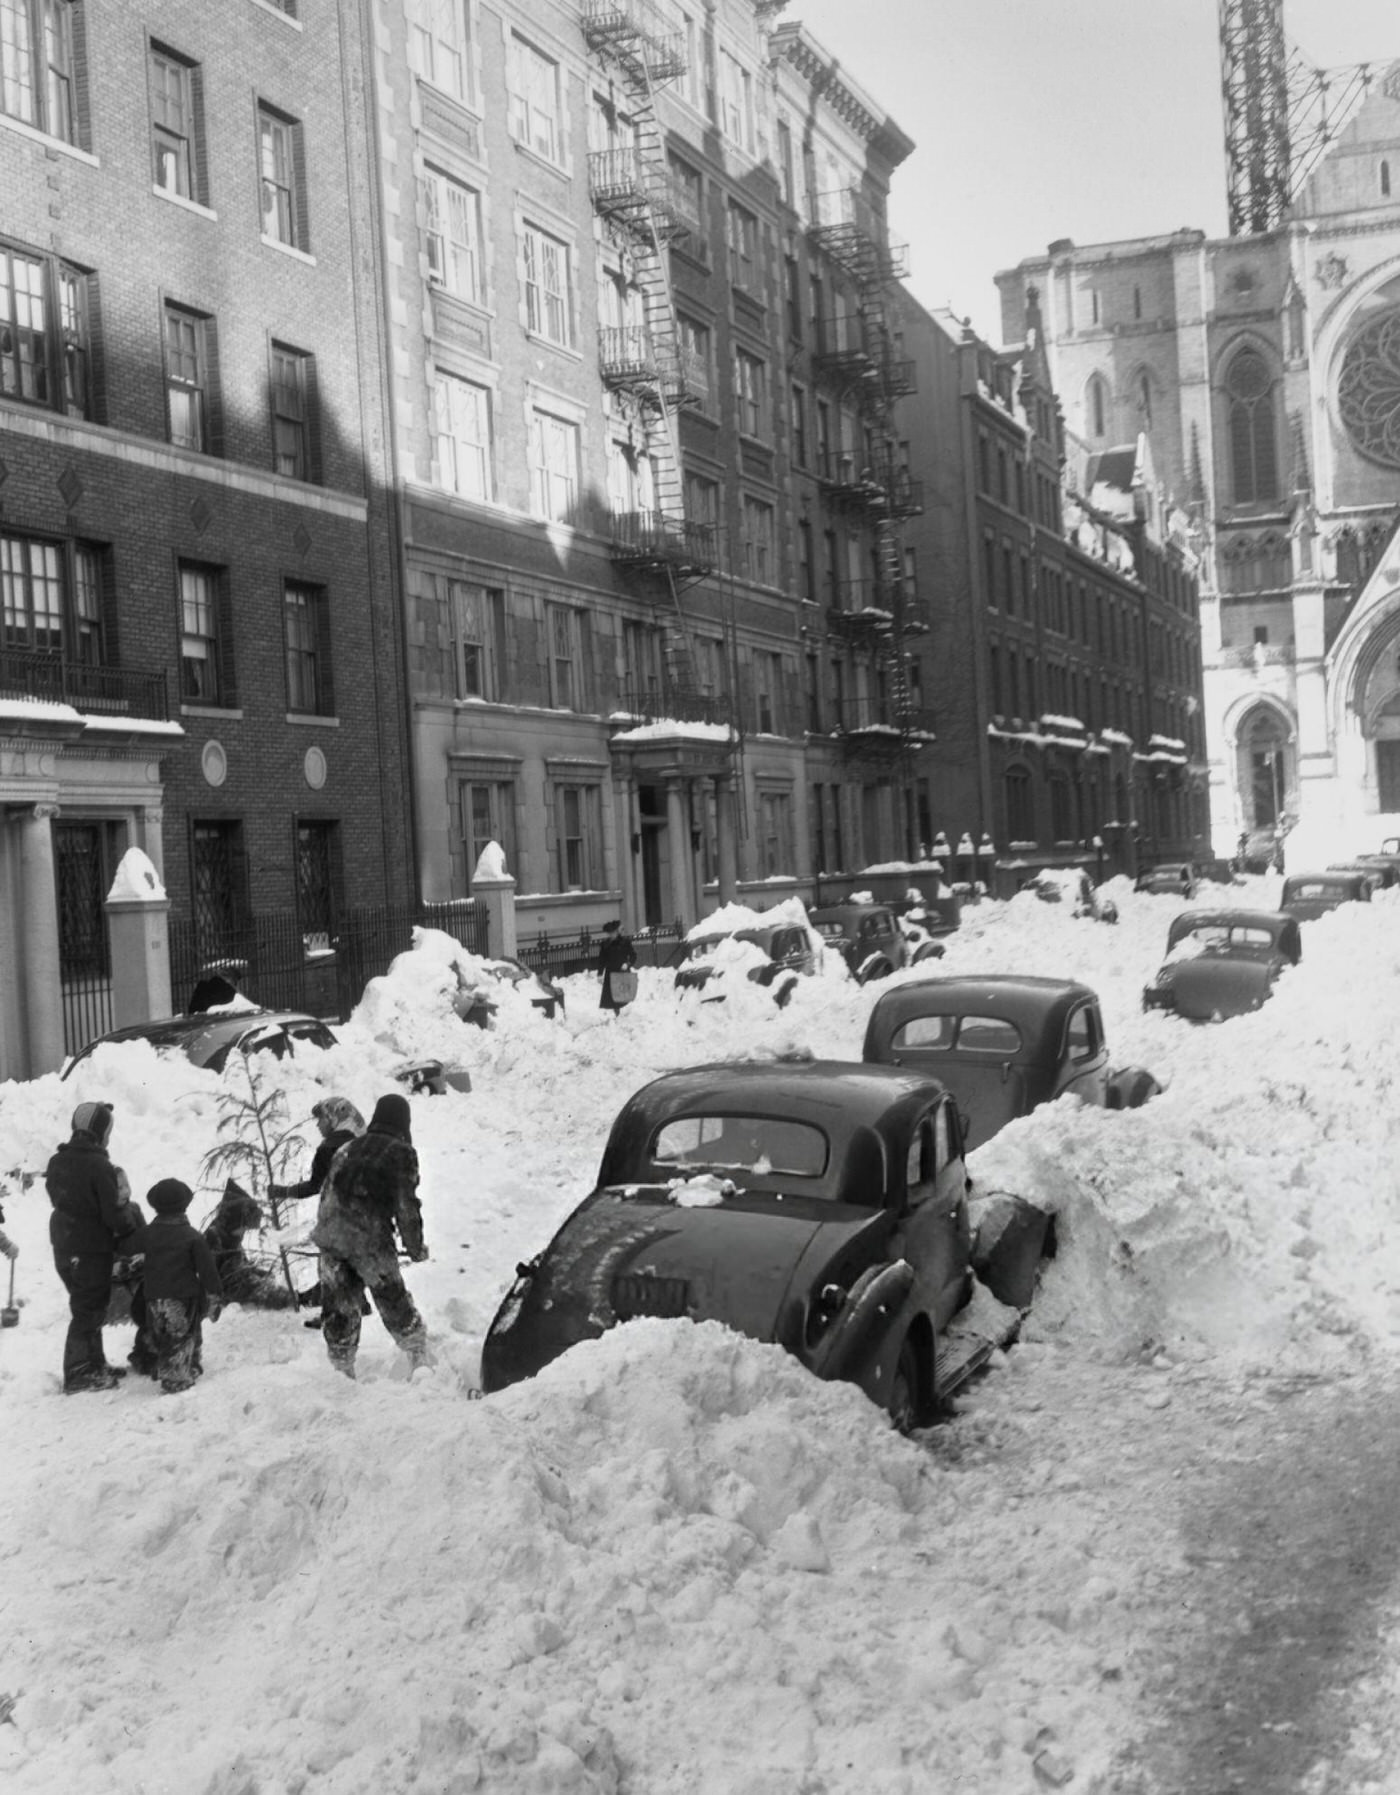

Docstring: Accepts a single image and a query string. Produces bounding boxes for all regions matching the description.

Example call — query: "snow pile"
[347,926,555,1068]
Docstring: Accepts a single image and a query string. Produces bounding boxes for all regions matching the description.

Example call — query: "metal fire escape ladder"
[582,0,701,698]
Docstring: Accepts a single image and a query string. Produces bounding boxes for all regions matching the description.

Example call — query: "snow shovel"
[2,1259,17,1327]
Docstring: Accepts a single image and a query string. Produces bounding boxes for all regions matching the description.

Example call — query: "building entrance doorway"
[1378,739,1400,813]
[55,820,116,1054]
[637,784,664,926]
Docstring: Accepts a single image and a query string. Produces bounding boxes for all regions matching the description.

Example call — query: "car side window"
[1066,1006,1100,1060]
[905,1118,936,1205]
[932,1101,953,1173]
[892,1014,955,1050]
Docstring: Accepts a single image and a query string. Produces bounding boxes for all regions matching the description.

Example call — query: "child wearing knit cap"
[142,1180,223,1394]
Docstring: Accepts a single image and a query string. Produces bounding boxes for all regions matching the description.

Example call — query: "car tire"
[912,941,945,964]
[888,1335,931,1433]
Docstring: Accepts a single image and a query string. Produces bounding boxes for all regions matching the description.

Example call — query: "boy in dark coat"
[312,1092,430,1378]
[597,918,636,1012]
[142,1179,222,1394]
[45,1101,144,1393]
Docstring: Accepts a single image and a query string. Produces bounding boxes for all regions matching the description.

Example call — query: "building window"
[257,103,307,250]
[0,241,90,418]
[408,0,468,103]
[191,821,248,958]
[522,223,572,346]
[667,151,704,238]
[530,409,579,522]
[509,35,561,165]
[757,790,793,878]
[269,342,314,481]
[1,530,61,650]
[1226,348,1279,502]
[733,345,766,438]
[789,384,808,467]
[797,518,815,602]
[777,119,795,208]
[461,779,516,886]
[449,581,504,701]
[1087,373,1108,439]
[2,0,78,141]
[283,580,332,715]
[683,468,719,537]
[727,200,758,293]
[149,44,203,202]
[72,541,105,663]
[1005,766,1034,842]
[718,48,754,152]
[754,649,783,733]
[421,168,482,303]
[1382,160,1392,199]
[741,494,775,584]
[295,819,342,942]
[164,303,213,452]
[178,561,231,705]
[676,312,712,410]
[553,782,603,890]
[545,603,583,709]
[431,370,492,500]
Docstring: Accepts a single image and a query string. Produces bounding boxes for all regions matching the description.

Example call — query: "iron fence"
[169,900,489,1022]
[516,919,686,980]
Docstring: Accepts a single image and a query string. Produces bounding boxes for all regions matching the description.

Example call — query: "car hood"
[1155,951,1278,1020]
[480,1185,885,1392]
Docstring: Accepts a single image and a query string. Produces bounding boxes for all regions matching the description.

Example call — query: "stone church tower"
[997,63,1400,852]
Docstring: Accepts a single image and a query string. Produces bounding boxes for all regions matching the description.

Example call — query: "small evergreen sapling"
[199,1054,310,1229]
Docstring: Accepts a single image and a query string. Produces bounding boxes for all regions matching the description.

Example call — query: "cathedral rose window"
[1339,307,1400,470]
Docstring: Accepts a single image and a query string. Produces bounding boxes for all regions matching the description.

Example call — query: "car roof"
[809,903,890,922]
[75,1008,323,1055]
[1170,907,1288,933]
[625,1059,947,1125]
[1283,871,1366,891]
[868,974,1098,1033]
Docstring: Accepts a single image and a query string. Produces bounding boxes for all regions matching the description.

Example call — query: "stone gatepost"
[104,847,172,1029]
[471,840,517,958]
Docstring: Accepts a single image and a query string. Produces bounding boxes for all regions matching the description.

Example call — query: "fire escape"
[582,0,717,713]
[808,187,933,774]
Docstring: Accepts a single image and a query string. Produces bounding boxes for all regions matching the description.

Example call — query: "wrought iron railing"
[0,648,169,719]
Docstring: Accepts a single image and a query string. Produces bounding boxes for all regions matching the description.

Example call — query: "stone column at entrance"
[106,848,173,1031]
[18,802,65,1077]
[665,779,693,927]
[715,776,738,905]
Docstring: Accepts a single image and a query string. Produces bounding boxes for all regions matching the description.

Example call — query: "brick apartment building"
[894,288,1210,886]
[0,0,414,1078]
[368,0,934,934]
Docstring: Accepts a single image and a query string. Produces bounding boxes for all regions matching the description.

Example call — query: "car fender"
[1105,1065,1161,1109]
[806,1260,915,1384]
[855,954,894,984]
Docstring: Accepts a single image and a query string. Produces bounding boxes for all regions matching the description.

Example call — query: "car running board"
[934,1329,999,1400]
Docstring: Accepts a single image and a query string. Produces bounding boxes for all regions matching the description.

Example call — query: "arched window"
[1136,370,1152,429]
[1383,160,1392,199]
[1240,706,1290,827]
[1087,374,1108,439]
[1225,348,1278,502]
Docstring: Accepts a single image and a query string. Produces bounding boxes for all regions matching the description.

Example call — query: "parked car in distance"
[862,975,1159,1150]
[1234,825,1288,874]
[1142,908,1302,1021]
[1351,852,1400,888]
[480,1059,1051,1427]
[453,956,566,1025]
[1279,871,1373,921]
[1134,861,1199,900]
[1382,837,1400,857]
[1327,860,1393,892]
[61,1008,471,1093]
[1021,867,1119,923]
[673,920,817,1004]
[809,901,929,981]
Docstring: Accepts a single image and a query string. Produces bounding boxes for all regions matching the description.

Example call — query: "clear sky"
[787,0,1399,339]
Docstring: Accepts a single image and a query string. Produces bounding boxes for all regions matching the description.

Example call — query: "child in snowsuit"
[312,1093,430,1378]
[141,1179,223,1393]
[45,1101,145,1392]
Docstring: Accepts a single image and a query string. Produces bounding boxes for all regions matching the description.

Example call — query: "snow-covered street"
[4,870,1400,1794]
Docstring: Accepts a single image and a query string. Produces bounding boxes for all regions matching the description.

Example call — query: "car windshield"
[652,1114,828,1178]
[1286,882,1341,899]
[892,1013,1022,1054]
[1179,924,1276,950]
[812,919,851,940]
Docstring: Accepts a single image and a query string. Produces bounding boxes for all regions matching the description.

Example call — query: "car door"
[1056,1000,1110,1106]
[889,1098,968,1330]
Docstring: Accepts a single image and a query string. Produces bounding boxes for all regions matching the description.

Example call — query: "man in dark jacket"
[311,1092,431,1378]
[45,1101,143,1393]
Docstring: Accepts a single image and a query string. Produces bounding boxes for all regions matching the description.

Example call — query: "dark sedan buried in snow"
[861,975,1159,1151]
[480,1060,1051,1429]
[1142,908,1302,1021]
[1279,871,1373,921]
[808,901,934,981]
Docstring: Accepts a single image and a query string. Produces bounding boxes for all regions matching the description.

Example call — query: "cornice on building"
[769,22,913,169]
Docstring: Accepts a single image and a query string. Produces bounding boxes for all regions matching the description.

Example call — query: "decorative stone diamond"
[189,495,213,534]
[293,521,312,557]
[57,467,83,507]
[0,455,9,488]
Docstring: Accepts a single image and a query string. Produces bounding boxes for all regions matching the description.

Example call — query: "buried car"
[1142,908,1302,1020]
[62,1008,471,1094]
[1021,866,1119,923]
[861,975,1160,1151]
[1279,871,1373,921]
[673,919,817,1004]
[480,1060,1051,1428]
[808,901,933,981]
[1134,861,1198,900]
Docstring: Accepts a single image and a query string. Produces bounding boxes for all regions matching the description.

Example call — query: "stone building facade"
[0,0,415,1078]
[366,0,934,935]
[894,291,1209,890]
[997,65,1400,853]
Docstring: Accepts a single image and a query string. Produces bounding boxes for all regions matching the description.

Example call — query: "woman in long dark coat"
[596,919,636,1012]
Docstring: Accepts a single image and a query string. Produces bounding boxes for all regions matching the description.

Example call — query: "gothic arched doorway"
[1236,705,1295,829]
